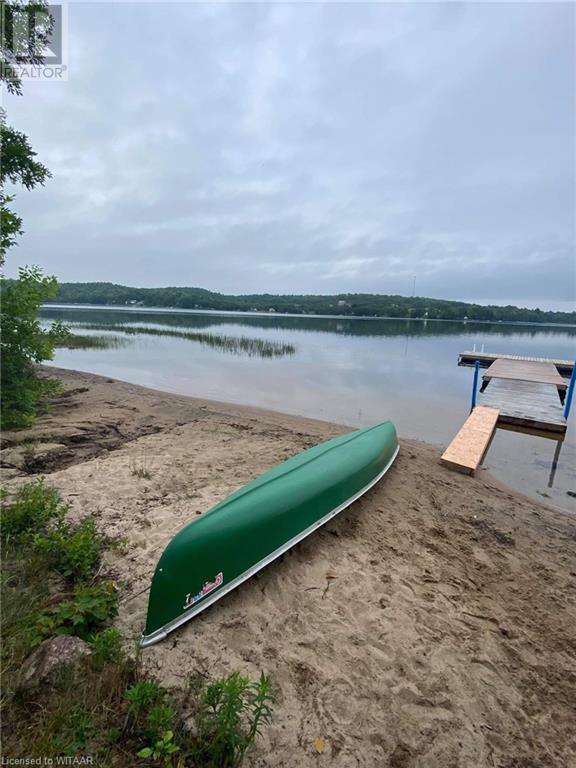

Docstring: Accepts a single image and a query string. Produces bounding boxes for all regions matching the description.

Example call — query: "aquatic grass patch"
[56,333,130,350]
[66,322,296,358]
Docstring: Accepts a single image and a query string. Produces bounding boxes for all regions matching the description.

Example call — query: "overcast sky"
[4,1,575,310]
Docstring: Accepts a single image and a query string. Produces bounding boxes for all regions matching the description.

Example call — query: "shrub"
[0,479,67,543]
[32,581,118,644]
[194,671,274,767]
[32,515,103,583]
[0,266,69,429]
[2,480,105,584]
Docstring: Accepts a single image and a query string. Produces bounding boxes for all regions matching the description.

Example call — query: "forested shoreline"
[46,282,576,325]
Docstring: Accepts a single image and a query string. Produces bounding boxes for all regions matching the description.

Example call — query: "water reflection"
[40,305,576,512]
[42,306,576,341]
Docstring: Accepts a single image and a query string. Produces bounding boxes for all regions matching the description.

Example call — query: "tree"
[1,122,51,263]
[1,1,53,265]
[1,0,54,96]
[1,0,67,427]
[1,266,68,427]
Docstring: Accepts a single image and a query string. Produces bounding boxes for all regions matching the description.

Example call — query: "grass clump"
[126,679,165,721]
[90,627,124,664]
[145,702,177,742]
[1,552,52,688]
[131,461,152,480]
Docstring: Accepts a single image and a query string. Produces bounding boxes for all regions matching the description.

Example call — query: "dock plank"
[441,406,500,475]
[458,352,574,376]
[483,359,567,389]
[478,379,566,432]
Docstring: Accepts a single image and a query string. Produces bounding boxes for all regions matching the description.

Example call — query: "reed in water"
[65,323,296,359]
[56,334,131,350]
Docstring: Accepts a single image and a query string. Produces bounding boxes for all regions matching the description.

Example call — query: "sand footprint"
[316,678,366,729]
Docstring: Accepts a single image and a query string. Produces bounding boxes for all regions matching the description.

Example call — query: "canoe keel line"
[141,421,399,647]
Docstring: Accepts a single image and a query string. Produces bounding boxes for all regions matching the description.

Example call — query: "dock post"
[471,360,480,410]
[547,439,563,488]
[564,361,576,419]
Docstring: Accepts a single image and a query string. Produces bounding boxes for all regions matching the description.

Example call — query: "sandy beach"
[2,367,575,768]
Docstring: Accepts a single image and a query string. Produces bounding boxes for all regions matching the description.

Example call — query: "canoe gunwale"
[140,443,399,648]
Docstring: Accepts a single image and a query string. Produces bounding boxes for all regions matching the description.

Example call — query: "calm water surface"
[41,306,576,513]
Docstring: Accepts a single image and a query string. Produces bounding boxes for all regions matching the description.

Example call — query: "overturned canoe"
[140,421,399,647]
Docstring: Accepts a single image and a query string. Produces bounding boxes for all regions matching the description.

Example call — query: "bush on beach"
[1,479,274,766]
[1,477,67,541]
[1,478,105,583]
[0,266,70,429]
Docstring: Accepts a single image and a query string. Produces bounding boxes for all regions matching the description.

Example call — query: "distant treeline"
[48,282,575,325]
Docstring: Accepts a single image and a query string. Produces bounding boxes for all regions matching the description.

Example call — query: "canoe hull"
[141,421,398,647]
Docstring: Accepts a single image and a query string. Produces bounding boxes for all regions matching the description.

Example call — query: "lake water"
[41,305,576,513]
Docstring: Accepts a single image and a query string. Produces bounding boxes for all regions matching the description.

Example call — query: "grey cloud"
[4,1,575,310]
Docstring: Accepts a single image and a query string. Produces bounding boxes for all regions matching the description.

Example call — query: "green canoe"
[140,421,398,647]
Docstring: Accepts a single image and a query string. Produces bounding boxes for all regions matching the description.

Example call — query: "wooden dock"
[481,358,567,395]
[478,379,566,432]
[442,357,571,474]
[458,351,574,377]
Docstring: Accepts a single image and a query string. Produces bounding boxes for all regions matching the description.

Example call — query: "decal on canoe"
[183,572,223,610]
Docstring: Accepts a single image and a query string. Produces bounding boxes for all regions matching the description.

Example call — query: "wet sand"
[2,367,575,767]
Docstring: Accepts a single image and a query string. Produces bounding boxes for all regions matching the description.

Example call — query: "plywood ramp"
[441,406,500,475]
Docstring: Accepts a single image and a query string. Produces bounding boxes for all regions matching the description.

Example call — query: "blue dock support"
[471,360,480,410]
[564,360,576,419]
